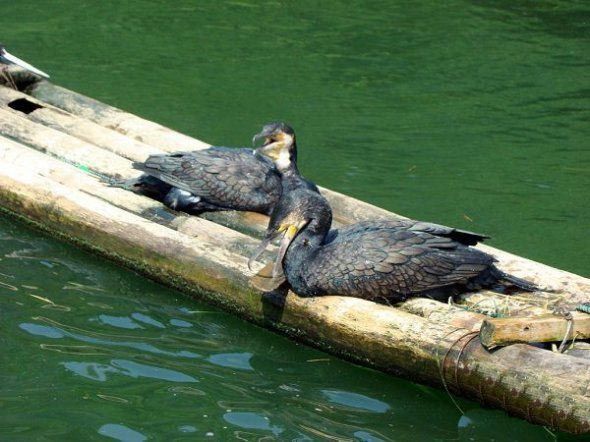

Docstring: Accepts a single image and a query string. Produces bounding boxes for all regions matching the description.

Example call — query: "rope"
[436,327,479,416]
[557,312,573,353]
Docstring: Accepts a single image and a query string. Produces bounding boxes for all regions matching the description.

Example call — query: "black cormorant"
[132,122,317,215]
[0,44,50,78]
[252,144,538,302]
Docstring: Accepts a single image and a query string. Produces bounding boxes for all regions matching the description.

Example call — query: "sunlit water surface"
[1,0,589,440]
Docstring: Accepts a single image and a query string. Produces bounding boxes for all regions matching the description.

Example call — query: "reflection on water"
[98,424,147,442]
[1,0,588,440]
[322,390,390,413]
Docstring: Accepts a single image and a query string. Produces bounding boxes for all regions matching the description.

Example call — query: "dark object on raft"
[253,144,538,302]
[131,122,317,215]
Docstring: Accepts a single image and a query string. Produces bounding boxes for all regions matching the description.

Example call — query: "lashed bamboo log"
[0,98,269,238]
[27,81,209,151]
[480,313,590,349]
[0,107,134,179]
[0,85,162,161]
[24,83,411,224]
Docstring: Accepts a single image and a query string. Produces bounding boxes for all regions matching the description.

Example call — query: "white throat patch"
[276,149,291,170]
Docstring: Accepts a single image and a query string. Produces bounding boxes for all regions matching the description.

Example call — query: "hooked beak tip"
[252,131,267,147]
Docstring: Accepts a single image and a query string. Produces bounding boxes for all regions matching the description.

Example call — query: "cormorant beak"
[272,220,307,278]
[252,128,270,147]
[247,231,280,272]
[0,48,50,79]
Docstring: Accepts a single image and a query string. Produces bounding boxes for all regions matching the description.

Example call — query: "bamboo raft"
[1,66,589,434]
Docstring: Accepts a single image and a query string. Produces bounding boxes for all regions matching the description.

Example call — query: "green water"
[1,0,589,440]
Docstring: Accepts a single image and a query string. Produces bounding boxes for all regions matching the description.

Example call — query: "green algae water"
[1,0,589,440]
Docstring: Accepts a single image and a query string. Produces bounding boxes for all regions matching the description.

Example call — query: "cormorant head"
[0,44,50,79]
[253,122,297,171]
[248,188,332,279]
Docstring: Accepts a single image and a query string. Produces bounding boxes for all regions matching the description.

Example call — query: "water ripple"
[20,317,202,359]
[207,352,254,371]
[98,423,147,442]
[223,412,283,436]
[322,390,390,413]
[63,359,198,383]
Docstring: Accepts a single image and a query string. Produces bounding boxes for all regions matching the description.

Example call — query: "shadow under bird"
[132,122,317,215]
[250,142,538,302]
[0,44,50,78]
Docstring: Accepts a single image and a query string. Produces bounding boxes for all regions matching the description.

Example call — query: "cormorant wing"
[327,219,488,246]
[308,228,493,298]
[133,147,281,208]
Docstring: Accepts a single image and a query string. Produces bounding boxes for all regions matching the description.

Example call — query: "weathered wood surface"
[480,312,590,349]
[0,85,162,161]
[27,81,209,152]
[0,78,589,433]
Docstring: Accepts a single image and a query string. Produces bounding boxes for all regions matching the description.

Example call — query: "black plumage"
[132,122,317,215]
[133,147,281,214]
[254,162,538,303]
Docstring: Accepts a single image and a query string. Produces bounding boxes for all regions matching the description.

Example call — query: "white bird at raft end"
[0,44,50,79]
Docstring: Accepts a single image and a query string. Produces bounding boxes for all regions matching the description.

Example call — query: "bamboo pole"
[27,81,209,151]
[0,107,134,179]
[0,85,162,162]
[0,161,588,433]
[480,312,590,349]
[0,103,269,238]
[23,83,410,223]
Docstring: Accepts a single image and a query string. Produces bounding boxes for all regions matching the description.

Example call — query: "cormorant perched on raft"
[0,44,50,78]
[250,143,538,302]
[131,122,317,215]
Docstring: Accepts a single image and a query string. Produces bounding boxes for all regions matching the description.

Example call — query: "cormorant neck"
[279,160,300,177]
[285,196,332,264]
[275,140,298,174]
[283,215,330,292]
